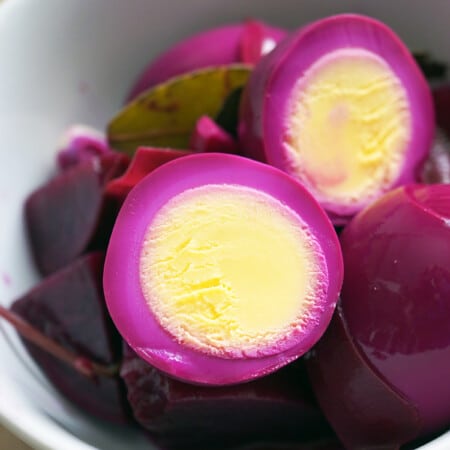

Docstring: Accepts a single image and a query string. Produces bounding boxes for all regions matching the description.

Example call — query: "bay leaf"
[107,65,251,154]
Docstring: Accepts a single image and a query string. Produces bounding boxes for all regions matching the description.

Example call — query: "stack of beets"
[7,14,450,450]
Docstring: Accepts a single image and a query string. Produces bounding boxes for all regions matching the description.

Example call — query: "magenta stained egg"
[239,14,434,223]
[127,20,286,101]
[104,153,343,385]
[307,184,450,448]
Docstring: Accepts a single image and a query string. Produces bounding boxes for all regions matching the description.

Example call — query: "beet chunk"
[11,252,128,423]
[105,147,188,206]
[56,125,112,171]
[189,116,238,154]
[25,153,128,275]
[121,346,333,449]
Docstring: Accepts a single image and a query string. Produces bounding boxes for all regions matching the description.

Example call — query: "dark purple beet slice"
[121,346,333,450]
[306,305,421,450]
[105,146,189,207]
[25,153,129,275]
[189,115,238,154]
[11,252,128,423]
[89,152,130,250]
[97,151,130,186]
[56,125,112,171]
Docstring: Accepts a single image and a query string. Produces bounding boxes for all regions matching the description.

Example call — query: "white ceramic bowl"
[0,0,448,449]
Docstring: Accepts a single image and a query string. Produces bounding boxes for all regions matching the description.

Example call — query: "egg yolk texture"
[286,48,411,207]
[140,184,325,358]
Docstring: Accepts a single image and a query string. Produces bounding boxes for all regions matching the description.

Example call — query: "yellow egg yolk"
[286,48,411,207]
[140,184,324,358]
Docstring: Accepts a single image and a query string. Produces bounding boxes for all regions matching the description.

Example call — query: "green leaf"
[107,65,251,154]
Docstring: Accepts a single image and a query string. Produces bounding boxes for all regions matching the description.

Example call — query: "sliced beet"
[97,151,130,186]
[189,115,238,154]
[105,146,189,206]
[56,125,112,171]
[89,152,131,250]
[26,153,129,275]
[120,346,333,449]
[11,252,128,423]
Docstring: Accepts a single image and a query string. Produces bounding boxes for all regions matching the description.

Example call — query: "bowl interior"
[0,0,448,449]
